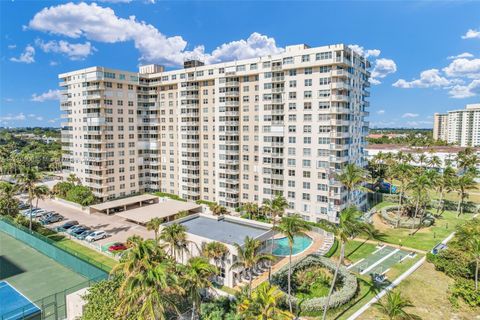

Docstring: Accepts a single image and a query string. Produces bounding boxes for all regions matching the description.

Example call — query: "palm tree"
[202,241,229,274]
[392,163,413,223]
[454,173,477,217]
[238,282,294,320]
[33,185,50,209]
[0,182,19,217]
[374,291,420,320]
[435,167,455,216]
[67,173,81,185]
[242,202,259,220]
[456,220,480,291]
[146,217,163,242]
[468,236,480,291]
[230,236,275,297]
[160,223,190,262]
[428,155,442,169]
[113,238,180,319]
[336,163,369,206]
[317,206,374,320]
[456,147,479,174]
[16,167,42,230]
[274,214,311,313]
[407,173,431,232]
[417,154,428,168]
[182,256,218,320]
[263,194,288,278]
[209,203,228,216]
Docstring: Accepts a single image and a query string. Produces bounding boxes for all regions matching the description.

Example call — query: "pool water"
[269,235,313,256]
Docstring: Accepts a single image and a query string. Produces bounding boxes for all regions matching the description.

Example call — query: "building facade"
[433,113,448,141]
[59,43,370,222]
[433,104,480,147]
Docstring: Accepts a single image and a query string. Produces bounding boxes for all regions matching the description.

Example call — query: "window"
[302,55,310,62]
[304,67,313,75]
[304,79,312,86]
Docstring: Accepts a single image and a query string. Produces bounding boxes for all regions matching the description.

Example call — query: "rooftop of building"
[366,144,480,153]
[176,215,270,246]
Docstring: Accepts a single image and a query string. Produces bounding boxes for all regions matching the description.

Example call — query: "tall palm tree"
[435,167,455,216]
[209,203,228,216]
[113,238,180,319]
[0,182,19,217]
[417,154,428,168]
[456,220,480,291]
[182,256,218,320]
[263,194,288,278]
[468,236,480,291]
[456,147,479,174]
[336,163,369,206]
[33,185,50,209]
[16,167,42,230]
[428,155,442,169]
[407,173,431,232]
[242,202,259,220]
[67,172,81,185]
[238,282,294,320]
[454,173,477,217]
[274,214,311,313]
[160,223,191,262]
[317,206,374,320]
[202,241,229,274]
[230,236,274,297]
[146,217,163,242]
[373,291,420,320]
[392,163,413,223]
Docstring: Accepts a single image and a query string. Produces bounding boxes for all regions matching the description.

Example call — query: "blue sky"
[1,0,479,128]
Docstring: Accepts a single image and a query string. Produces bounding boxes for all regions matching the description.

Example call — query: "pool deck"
[238,230,325,290]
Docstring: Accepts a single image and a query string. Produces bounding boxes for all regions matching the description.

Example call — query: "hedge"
[153,192,186,202]
[271,254,357,313]
[380,205,434,229]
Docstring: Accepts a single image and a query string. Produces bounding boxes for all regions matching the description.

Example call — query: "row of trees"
[369,148,478,220]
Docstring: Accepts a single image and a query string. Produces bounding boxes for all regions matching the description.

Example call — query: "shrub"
[449,278,480,308]
[271,254,358,313]
[52,181,74,198]
[196,199,216,207]
[323,238,338,258]
[153,192,186,202]
[65,185,96,206]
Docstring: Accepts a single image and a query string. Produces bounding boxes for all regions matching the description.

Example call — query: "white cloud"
[348,44,381,58]
[402,113,419,118]
[449,80,480,99]
[31,89,61,102]
[0,113,26,121]
[35,39,95,60]
[462,28,480,39]
[3,98,14,103]
[7,44,16,49]
[35,116,44,121]
[376,109,385,115]
[195,32,284,64]
[405,120,433,127]
[393,69,458,88]
[28,2,282,66]
[371,58,397,84]
[443,58,480,79]
[447,52,474,60]
[10,45,35,64]
[98,0,132,3]
[49,60,59,66]
[48,118,60,123]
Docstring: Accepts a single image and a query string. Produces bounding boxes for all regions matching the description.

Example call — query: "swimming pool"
[269,235,313,256]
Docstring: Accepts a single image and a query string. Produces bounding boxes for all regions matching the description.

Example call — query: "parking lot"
[32,198,154,246]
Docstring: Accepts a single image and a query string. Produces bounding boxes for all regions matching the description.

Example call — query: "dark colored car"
[67,225,86,235]
[77,230,94,240]
[108,242,127,252]
[40,214,63,225]
[58,220,79,230]
[72,227,90,238]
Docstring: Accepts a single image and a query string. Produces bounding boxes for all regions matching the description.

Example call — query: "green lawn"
[333,240,378,263]
[372,209,473,251]
[372,201,396,210]
[54,238,117,271]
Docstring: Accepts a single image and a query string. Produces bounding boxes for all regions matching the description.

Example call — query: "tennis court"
[0,231,87,304]
[0,281,41,320]
[348,244,415,276]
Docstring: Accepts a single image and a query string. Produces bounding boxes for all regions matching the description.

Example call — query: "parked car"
[72,227,91,238]
[58,220,79,230]
[40,214,63,225]
[18,203,29,210]
[77,230,95,240]
[23,209,47,218]
[85,230,108,242]
[108,242,127,252]
[67,225,86,235]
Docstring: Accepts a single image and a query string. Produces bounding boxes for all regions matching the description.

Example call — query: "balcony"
[331,69,348,77]
[271,76,285,82]
[330,119,351,126]
[224,81,239,87]
[331,82,350,90]
[331,95,349,102]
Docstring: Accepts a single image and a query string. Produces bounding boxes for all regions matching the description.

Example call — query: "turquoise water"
[270,235,313,256]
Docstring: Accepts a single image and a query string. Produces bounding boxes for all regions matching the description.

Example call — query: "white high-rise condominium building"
[433,104,480,147]
[59,43,370,222]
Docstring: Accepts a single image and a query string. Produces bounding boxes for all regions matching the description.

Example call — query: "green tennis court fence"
[2,275,105,320]
[0,217,109,279]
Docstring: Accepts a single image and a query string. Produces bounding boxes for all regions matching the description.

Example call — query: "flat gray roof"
[90,194,158,211]
[179,216,269,245]
[117,200,201,224]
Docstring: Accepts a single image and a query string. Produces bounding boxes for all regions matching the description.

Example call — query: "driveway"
[35,198,154,246]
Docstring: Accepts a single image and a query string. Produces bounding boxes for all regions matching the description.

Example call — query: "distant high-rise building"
[59,43,371,222]
[433,104,480,147]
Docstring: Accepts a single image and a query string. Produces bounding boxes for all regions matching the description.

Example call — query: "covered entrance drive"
[89,194,159,215]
